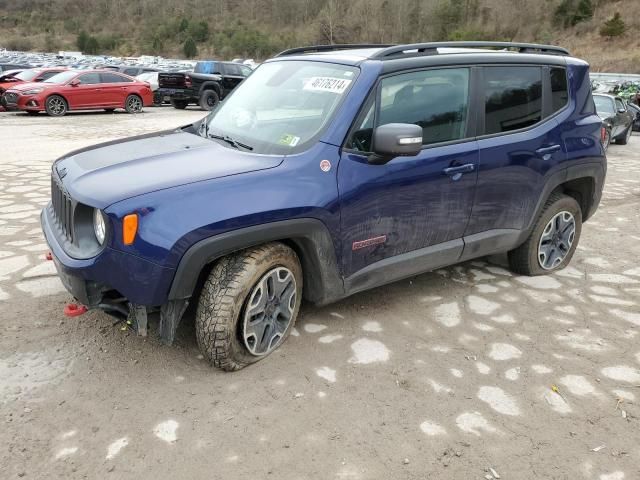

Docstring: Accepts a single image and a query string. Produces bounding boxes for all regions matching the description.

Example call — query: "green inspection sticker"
[278,134,301,147]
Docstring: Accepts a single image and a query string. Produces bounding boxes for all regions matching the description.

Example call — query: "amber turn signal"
[123,214,138,245]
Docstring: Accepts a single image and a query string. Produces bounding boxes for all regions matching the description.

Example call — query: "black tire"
[199,90,219,111]
[615,124,632,145]
[170,99,188,110]
[125,94,143,114]
[104,108,115,113]
[45,95,67,117]
[195,242,303,371]
[508,192,582,276]
[26,111,39,116]
[602,127,611,151]
[152,92,162,106]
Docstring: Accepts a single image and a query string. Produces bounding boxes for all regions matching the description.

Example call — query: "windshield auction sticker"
[303,77,352,94]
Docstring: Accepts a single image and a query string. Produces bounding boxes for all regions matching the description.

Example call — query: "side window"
[240,66,252,77]
[380,68,470,145]
[550,67,568,113]
[615,98,625,111]
[483,66,542,135]
[101,73,131,83]
[347,68,470,150]
[346,99,375,152]
[228,64,244,76]
[39,71,60,81]
[123,68,139,77]
[78,72,101,85]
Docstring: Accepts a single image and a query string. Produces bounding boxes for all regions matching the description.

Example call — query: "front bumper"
[41,207,176,307]
[1,92,42,111]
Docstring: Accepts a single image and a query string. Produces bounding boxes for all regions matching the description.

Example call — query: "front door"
[68,72,102,109]
[338,67,478,285]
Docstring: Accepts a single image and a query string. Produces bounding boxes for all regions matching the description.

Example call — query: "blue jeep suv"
[41,42,606,370]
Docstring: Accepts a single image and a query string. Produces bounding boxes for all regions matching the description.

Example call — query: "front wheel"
[508,193,582,276]
[170,99,188,109]
[125,94,143,114]
[195,243,303,371]
[45,95,67,117]
[602,127,611,151]
[616,125,632,145]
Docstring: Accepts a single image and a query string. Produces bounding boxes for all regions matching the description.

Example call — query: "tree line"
[0,0,631,59]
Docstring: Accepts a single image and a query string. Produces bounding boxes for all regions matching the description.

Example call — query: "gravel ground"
[1,107,639,480]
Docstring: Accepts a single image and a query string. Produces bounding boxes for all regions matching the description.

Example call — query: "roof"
[273,42,575,68]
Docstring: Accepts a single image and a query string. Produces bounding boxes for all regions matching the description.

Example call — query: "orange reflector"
[123,214,138,245]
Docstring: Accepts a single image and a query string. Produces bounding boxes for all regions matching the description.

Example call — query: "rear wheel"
[26,111,39,116]
[199,90,219,111]
[45,95,67,117]
[170,99,188,110]
[195,243,303,371]
[125,94,143,114]
[616,125,632,145]
[508,193,582,276]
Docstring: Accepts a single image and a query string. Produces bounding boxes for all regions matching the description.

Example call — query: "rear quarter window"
[550,67,569,113]
[483,66,543,135]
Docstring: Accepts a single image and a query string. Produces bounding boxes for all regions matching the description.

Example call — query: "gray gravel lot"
[1,107,639,480]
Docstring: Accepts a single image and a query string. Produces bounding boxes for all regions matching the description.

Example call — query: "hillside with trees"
[0,0,638,72]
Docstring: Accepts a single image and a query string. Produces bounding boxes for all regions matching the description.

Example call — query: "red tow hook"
[45,251,53,261]
[64,303,88,317]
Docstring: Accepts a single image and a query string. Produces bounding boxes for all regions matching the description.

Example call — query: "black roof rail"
[371,42,570,59]
[275,44,393,57]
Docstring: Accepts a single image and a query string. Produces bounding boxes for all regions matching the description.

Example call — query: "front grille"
[3,92,18,105]
[51,175,74,243]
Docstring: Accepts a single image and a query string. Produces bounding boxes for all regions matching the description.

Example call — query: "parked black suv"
[158,60,252,110]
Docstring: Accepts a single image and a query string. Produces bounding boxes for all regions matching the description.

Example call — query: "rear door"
[465,65,568,240]
[338,67,479,280]
[100,72,132,106]
[220,63,245,95]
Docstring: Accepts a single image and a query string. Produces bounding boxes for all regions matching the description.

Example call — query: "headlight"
[22,88,44,95]
[93,209,106,245]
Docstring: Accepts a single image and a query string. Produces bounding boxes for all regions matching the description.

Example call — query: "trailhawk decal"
[352,235,387,251]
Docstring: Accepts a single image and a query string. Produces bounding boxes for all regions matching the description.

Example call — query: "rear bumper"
[41,207,176,306]
[158,88,195,101]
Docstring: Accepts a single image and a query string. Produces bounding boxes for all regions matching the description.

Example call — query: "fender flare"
[198,81,221,98]
[524,162,605,235]
[167,218,345,306]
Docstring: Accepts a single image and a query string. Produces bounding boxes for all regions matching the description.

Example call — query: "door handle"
[535,144,561,159]
[443,163,475,176]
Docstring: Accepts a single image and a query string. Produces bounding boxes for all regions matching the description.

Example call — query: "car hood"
[54,129,284,209]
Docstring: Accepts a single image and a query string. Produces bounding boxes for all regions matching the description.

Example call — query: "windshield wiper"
[208,133,254,151]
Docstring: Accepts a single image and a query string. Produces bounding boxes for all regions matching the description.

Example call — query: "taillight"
[184,75,192,88]
[600,126,606,142]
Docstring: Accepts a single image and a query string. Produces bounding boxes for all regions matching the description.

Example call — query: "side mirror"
[69,79,80,86]
[618,108,627,114]
[368,123,423,165]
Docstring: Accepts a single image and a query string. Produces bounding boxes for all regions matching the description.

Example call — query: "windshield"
[15,70,39,81]
[593,95,615,115]
[205,60,359,155]
[44,71,77,84]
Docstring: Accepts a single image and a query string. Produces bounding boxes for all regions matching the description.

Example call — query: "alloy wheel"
[242,267,297,356]
[48,97,66,115]
[127,96,142,113]
[537,211,576,270]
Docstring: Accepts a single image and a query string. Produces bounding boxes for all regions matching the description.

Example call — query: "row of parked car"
[0,58,256,116]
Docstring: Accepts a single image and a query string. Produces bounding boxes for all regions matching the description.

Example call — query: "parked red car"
[0,67,67,94]
[1,70,153,116]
